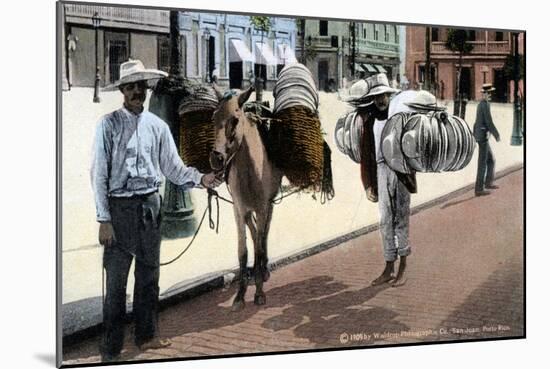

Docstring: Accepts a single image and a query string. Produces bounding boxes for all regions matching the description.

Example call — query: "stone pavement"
[62,168,524,365]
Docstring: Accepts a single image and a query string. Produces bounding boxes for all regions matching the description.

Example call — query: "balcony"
[431,41,511,56]
[63,3,169,32]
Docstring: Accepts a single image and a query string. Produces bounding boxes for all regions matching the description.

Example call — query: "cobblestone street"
[63,168,524,366]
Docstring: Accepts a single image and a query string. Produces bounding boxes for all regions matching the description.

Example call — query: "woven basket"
[179,110,215,174]
[271,106,324,190]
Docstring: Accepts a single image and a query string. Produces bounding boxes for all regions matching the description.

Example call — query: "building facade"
[405,26,525,102]
[61,4,296,90]
[296,19,401,91]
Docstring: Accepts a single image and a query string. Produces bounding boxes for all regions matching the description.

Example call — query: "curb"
[62,164,523,347]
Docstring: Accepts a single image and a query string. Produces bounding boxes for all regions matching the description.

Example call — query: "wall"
[130,33,158,70]
[69,27,103,87]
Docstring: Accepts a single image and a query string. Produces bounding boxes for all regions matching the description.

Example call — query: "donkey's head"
[209,85,254,172]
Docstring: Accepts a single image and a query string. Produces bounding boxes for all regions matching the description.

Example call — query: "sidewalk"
[62,167,524,365]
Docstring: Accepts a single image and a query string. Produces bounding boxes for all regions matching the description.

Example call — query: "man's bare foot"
[371,261,394,286]
[391,256,407,287]
[138,337,172,351]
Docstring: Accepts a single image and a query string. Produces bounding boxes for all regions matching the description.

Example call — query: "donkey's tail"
[320,140,335,204]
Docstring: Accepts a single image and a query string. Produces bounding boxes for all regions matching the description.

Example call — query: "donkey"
[209,86,283,311]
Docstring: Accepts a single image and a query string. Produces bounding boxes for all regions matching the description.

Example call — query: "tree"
[445,29,473,116]
[250,16,272,102]
[503,54,525,82]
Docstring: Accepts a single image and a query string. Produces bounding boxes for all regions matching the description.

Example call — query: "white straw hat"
[365,73,399,97]
[103,59,168,91]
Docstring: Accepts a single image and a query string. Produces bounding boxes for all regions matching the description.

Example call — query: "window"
[364,28,367,39]
[319,20,328,36]
[374,25,379,40]
[157,36,170,73]
[431,28,439,42]
[468,30,476,41]
[384,24,388,42]
[496,31,504,41]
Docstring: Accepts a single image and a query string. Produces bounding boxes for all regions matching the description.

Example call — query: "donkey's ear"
[238,86,255,108]
[212,82,224,101]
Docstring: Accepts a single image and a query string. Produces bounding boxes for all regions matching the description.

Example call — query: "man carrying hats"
[92,59,222,362]
[473,83,500,196]
[359,73,417,288]
[342,79,379,202]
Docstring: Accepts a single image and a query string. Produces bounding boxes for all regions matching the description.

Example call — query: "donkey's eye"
[225,118,239,141]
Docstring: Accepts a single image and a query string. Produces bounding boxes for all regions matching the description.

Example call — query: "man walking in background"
[474,83,500,196]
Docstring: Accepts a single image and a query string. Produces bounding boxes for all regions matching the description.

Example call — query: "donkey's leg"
[232,208,248,312]
[253,210,270,305]
[260,204,274,282]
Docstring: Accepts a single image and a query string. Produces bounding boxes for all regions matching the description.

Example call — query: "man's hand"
[201,172,223,189]
[99,222,116,247]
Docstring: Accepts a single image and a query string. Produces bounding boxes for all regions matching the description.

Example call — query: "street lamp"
[510,32,523,146]
[92,12,101,103]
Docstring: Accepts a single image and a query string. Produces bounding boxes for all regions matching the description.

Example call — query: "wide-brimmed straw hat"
[103,59,168,91]
[403,90,446,112]
[480,83,496,93]
[342,79,372,107]
[365,73,400,97]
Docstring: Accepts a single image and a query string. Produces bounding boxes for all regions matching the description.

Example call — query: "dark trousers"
[475,140,496,192]
[100,192,162,358]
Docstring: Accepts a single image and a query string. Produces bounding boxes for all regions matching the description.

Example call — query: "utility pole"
[350,22,356,79]
[425,26,431,92]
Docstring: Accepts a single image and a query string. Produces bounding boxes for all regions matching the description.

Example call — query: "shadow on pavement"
[440,194,477,210]
[263,276,408,347]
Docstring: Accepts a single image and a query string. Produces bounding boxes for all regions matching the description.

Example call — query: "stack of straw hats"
[381,90,475,174]
[271,64,324,190]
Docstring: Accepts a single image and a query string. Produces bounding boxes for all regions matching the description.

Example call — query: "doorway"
[458,66,472,100]
[318,60,329,91]
[207,36,215,82]
[229,62,243,89]
[493,69,508,102]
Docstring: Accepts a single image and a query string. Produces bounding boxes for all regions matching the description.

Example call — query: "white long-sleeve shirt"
[91,107,204,222]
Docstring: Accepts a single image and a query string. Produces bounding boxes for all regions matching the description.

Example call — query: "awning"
[255,42,278,65]
[277,44,298,64]
[229,39,254,63]
[354,63,364,72]
[364,63,378,73]
[375,64,388,73]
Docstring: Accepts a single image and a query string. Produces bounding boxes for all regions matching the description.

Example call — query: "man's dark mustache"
[131,94,145,101]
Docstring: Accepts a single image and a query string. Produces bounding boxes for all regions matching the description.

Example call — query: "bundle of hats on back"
[177,85,219,173]
[381,90,475,174]
[334,78,373,163]
[271,63,327,193]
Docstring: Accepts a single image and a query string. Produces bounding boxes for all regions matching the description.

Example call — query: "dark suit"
[473,100,500,192]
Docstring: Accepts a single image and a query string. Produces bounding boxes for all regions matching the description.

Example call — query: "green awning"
[375,64,388,73]
[364,63,378,73]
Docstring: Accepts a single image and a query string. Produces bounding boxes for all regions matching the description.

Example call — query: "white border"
[3,0,545,368]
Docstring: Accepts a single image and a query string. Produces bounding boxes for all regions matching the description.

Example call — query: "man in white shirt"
[362,74,415,288]
[92,59,221,361]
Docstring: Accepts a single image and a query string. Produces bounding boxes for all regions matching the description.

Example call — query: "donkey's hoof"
[254,293,266,306]
[262,269,271,282]
[232,300,245,312]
